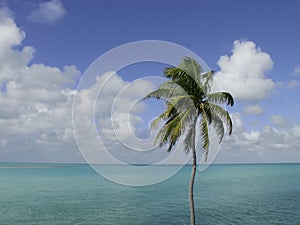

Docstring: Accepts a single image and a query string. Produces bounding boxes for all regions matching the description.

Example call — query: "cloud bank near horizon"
[0,7,299,164]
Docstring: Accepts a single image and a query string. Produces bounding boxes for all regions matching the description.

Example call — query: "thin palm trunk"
[189,146,197,225]
[189,113,198,225]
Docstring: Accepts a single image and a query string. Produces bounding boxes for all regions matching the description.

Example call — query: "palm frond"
[150,113,165,130]
[163,102,178,118]
[184,123,195,153]
[144,87,182,100]
[200,112,210,161]
[201,101,212,124]
[164,67,204,100]
[150,102,179,130]
[208,102,233,135]
[178,57,202,84]
[153,112,179,146]
[211,115,225,144]
[201,70,214,95]
[168,95,194,110]
[208,92,234,106]
[154,108,194,152]
[157,80,187,94]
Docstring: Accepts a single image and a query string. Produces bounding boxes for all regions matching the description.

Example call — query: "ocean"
[0,163,299,225]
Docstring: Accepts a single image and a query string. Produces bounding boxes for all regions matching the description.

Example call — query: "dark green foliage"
[144,57,234,161]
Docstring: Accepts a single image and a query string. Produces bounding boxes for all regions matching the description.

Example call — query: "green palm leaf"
[208,102,233,135]
[211,115,225,144]
[200,111,210,161]
[164,67,204,100]
[178,57,202,84]
[208,92,234,106]
[184,123,195,153]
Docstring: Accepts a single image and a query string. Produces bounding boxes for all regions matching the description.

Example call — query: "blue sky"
[0,0,300,164]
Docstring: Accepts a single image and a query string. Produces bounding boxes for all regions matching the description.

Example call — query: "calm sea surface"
[0,163,299,225]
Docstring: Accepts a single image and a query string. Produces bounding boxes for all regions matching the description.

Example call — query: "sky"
[0,0,300,164]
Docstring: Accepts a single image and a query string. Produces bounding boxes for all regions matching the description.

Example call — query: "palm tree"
[144,57,234,225]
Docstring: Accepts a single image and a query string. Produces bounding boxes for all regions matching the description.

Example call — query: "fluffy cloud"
[0,8,24,50]
[0,8,33,83]
[0,9,169,163]
[217,113,300,163]
[72,72,176,165]
[293,66,300,76]
[243,104,264,115]
[291,125,300,138]
[223,113,261,151]
[287,80,300,89]
[0,8,80,162]
[270,115,286,126]
[1,8,299,164]
[215,40,275,101]
[28,0,66,24]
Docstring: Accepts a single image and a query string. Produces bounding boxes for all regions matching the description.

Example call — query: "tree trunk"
[189,146,197,225]
[189,117,197,225]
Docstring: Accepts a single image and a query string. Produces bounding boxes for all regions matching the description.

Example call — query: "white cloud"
[1,8,299,164]
[216,113,300,163]
[215,40,275,101]
[270,115,286,126]
[243,130,261,143]
[287,80,300,89]
[28,0,66,24]
[0,7,80,162]
[243,104,264,115]
[225,113,262,151]
[292,66,300,76]
[0,7,24,50]
[0,7,34,83]
[292,125,300,138]
[72,72,172,165]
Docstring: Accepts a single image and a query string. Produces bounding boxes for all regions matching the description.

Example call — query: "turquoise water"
[0,163,299,225]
